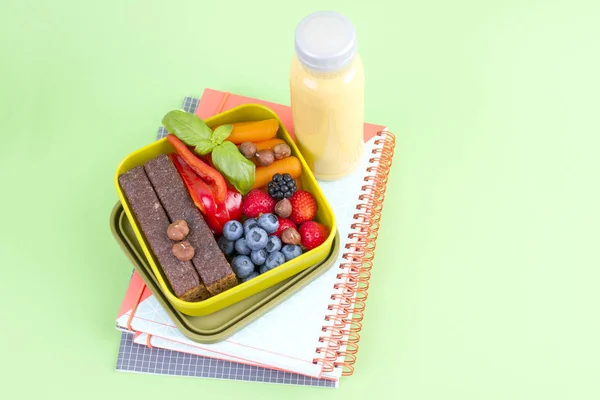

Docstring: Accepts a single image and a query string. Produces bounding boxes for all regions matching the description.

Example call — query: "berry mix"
[215,173,329,283]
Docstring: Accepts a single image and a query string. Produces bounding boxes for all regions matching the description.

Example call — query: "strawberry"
[299,221,329,250]
[242,189,275,218]
[273,217,296,238]
[289,190,317,224]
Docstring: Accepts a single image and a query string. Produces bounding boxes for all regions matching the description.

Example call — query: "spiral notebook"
[116,89,396,383]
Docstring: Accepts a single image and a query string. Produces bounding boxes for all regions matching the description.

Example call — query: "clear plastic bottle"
[290,11,364,181]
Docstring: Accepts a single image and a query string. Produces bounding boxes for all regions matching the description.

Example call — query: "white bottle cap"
[294,11,357,73]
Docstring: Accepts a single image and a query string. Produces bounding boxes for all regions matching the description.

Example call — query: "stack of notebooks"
[114,89,396,388]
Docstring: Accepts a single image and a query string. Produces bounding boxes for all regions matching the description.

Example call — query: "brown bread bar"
[118,165,208,302]
[144,154,238,296]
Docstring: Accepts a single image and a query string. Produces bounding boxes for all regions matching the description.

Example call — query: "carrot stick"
[237,138,286,152]
[252,157,302,190]
[225,119,279,144]
[239,138,289,167]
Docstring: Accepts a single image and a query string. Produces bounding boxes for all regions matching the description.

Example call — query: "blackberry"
[267,173,297,200]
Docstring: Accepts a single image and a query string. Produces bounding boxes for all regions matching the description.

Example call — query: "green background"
[1,0,599,398]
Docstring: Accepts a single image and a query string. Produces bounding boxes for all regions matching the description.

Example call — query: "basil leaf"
[194,139,215,155]
[162,110,212,146]
[211,141,255,195]
[211,125,233,145]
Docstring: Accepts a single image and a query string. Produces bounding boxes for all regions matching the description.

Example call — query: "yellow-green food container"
[114,104,337,316]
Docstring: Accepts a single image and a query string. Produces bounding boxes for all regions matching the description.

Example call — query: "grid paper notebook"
[117,332,335,387]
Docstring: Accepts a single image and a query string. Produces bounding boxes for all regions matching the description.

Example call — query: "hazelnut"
[172,240,195,261]
[281,227,301,245]
[255,149,275,166]
[274,198,292,218]
[240,142,257,159]
[167,220,189,241]
[273,143,291,160]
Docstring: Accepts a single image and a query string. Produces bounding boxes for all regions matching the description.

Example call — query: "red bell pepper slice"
[166,134,228,203]
[224,188,243,222]
[169,154,223,234]
[169,154,242,236]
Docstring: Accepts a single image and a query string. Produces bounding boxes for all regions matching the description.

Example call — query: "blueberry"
[222,220,243,241]
[281,244,303,261]
[264,251,286,270]
[251,249,268,265]
[243,218,259,236]
[241,271,259,282]
[258,213,279,234]
[231,255,255,279]
[265,236,282,253]
[234,237,251,255]
[258,264,269,274]
[217,236,235,256]
[246,227,269,251]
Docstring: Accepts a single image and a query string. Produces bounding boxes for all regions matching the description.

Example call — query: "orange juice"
[289,11,365,181]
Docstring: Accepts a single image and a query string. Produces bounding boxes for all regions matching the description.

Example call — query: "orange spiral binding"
[312,130,396,377]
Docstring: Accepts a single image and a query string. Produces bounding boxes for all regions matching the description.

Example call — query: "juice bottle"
[290,11,364,181]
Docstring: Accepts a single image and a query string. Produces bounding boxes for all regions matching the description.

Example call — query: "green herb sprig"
[162,110,255,195]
